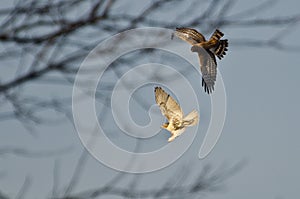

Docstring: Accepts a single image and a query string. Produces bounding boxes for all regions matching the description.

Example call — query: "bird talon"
[161,123,169,128]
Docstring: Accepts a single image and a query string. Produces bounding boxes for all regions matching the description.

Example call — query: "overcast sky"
[1,0,300,199]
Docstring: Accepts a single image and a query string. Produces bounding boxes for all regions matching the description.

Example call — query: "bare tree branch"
[57,161,244,199]
[15,176,31,199]
[0,145,73,158]
[0,0,298,198]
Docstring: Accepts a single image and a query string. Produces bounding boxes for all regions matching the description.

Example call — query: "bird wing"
[191,46,217,94]
[155,87,183,121]
[172,28,206,45]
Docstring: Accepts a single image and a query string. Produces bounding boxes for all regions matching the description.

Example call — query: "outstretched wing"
[155,87,183,121]
[172,27,206,45]
[191,46,217,94]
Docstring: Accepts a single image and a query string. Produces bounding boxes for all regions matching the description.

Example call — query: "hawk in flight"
[155,87,199,142]
[172,28,228,94]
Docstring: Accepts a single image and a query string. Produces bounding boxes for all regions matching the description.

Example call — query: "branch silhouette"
[0,0,298,198]
[1,0,299,123]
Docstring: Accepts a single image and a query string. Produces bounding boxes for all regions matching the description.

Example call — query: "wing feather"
[191,46,217,94]
[155,87,183,121]
[172,28,206,45]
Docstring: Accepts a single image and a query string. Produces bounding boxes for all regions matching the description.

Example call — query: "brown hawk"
[172,28,228,94]
[155,87,199,142]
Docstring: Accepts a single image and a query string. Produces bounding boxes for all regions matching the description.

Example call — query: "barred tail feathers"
[209,29,224,41]
[215,39,228,60]
[209,29,228,60]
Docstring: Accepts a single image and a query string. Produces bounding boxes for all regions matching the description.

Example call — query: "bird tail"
[214,39,228,60]
[209,29,224,41]
[208,29,228,60]
[183,110,199,126]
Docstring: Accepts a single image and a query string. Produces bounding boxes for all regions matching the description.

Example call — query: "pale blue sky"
[1,0,300,198]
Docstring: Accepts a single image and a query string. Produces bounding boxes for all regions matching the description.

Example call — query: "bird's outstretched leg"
[168,135,176,142]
